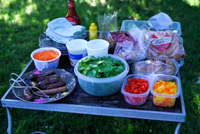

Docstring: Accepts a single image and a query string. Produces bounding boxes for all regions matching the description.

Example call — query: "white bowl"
[31,47,61,70]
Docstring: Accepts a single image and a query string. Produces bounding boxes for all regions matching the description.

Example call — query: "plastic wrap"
[132,58,184,75]
[112,27,147,63]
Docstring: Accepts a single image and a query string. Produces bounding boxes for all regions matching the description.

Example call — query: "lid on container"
[66,39,87,54]
[86,39,109,50]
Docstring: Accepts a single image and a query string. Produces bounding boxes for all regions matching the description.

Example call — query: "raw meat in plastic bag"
[132,58,184,75]
[111,28,147,63]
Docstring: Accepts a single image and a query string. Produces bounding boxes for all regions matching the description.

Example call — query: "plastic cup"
[86,39,109,57]
[66,39,87,66]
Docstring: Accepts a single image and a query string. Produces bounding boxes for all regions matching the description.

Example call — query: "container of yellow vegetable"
[150,74,181,107]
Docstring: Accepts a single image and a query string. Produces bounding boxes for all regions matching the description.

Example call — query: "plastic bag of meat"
[132,58,184,75]
[111,28,147,63]
[145,30,186,60]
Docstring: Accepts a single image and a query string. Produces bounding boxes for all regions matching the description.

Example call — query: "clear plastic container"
[86,39,109,57]
[121,74,150,105]
[31,47,61,70]
[74,54,129,97]
[120,20,182,35]
[150,74,181,107]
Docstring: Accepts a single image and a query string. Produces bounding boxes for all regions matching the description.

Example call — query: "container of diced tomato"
[150,74,181,107]
[121,74,150,105]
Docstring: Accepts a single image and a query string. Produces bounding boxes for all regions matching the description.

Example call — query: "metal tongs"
[9,73,49,98]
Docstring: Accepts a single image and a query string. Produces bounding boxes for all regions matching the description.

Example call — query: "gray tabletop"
[1,56,186,123]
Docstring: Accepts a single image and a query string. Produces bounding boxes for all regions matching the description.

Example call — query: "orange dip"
[33,50,59,61]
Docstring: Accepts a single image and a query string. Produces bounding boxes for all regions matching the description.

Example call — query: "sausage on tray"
[38,77,62,86]
[35,86,68,95]
[36,74,59,82]
[29,70,56,80]
[24,87,35,101]
[39,81,66,90]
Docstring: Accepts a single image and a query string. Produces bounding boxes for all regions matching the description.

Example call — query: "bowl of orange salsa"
[31,47,61,70]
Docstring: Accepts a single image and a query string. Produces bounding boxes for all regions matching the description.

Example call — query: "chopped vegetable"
[123,77,149,105]
[125,78,149,94]
[33,50,59,61]
[153,80,178,107]
[153,80,177,95]
[78,56,125,78]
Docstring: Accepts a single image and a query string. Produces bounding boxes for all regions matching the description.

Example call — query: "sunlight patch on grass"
[0,14,9,21]
[83,0,106,7]
[1,0,16,8]
[25,3,37,15]
[43,18,50,25]
[12,13,23,24]
[184,0,200,6]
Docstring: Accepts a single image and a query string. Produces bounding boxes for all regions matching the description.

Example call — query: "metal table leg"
[6,107,12,134]
[174,123,181,134]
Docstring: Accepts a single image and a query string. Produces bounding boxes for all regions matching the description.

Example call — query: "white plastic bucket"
[31,47,61,70]
[86,39,109,57]
[66,39,88,66]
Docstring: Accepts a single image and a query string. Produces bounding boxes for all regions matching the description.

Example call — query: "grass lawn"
[0,0,200,133]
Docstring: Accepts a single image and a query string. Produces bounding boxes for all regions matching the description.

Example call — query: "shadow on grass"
[0,0,200,133]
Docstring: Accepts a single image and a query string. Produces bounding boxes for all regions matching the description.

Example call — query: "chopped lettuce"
[78,56,125,78]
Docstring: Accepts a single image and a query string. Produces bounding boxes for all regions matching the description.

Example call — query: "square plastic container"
[150,74,181,107]
[121,74,151,105]
[120,20,182,35]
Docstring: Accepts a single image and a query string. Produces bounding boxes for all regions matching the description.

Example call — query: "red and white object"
[121,74,151,105]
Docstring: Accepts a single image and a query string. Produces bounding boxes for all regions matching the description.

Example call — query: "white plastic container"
[31,47,61,70]
[66,39,88,66]
[74,54,129,97]
[121,74,150,105]
[86,39,109,57]
[150,74,181,107]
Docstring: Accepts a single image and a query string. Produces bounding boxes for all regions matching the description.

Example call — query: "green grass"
[0,0,200,133]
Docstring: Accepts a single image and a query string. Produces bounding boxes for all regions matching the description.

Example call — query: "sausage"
[35,86,68,95]
[42,70,55,76]
[39,81,66,90]
[36,74,59,82]
[29,70,55,80]
[38,77,62,86]
[24,87,34,101]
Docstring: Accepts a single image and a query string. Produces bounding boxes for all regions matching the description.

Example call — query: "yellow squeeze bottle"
[89,23,97,40]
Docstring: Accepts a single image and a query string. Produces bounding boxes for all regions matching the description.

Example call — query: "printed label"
[151,37,172,46]
[68,53,83,60]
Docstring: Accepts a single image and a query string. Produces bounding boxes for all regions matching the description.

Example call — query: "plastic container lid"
[86,39,109,57]
[121,74,151,97]
[66,39,87,54]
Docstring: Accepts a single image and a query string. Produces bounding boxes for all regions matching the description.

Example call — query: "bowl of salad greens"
[74,54,129,96]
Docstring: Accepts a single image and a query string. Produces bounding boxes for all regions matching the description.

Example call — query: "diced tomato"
[125,78,149,94]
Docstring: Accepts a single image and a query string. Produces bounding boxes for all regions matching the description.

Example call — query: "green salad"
[78,56,125,78]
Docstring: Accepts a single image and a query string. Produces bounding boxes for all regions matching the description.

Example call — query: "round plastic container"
[66,39,88,66]
[74,54,129,97]
[86,39,109,57]
[150,74,181,107]
[31,47,61,70]
[121,74,150,105]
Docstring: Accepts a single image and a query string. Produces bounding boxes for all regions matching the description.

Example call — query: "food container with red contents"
[121,74,151,105]
[150,74,181,107]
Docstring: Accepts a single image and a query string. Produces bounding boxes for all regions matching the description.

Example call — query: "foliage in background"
[0,0,200,133]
